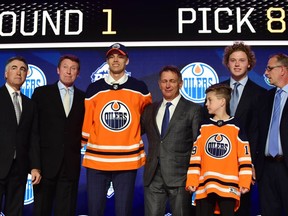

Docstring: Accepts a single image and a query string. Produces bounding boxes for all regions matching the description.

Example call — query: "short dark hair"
[5,56,28,71]
[57,54,80,70]
[159,65,182,81]
[223,41,256,71]
[206,83,232,114]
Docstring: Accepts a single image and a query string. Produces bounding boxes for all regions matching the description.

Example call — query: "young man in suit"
[220,42,266,216]
[32,54,85,216]
[141,65,203,216]
[255,53,288,216]
[0,56,41,215]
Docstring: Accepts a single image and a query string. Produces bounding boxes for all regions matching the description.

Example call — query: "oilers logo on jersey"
[100,100,131,132]
[205,134,231,159]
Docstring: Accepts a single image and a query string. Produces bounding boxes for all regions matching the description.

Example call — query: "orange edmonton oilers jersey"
[186,117,252,214]
[81,76,152,171]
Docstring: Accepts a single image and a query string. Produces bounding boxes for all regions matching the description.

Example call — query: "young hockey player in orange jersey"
[186,83,252,216]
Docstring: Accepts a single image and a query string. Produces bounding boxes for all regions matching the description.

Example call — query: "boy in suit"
[220,42,266,215]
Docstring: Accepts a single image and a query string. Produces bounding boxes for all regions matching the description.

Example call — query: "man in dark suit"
[219,42,266,216]
[32,54,85,216]
[141,65,203,216]
[255,53,288,216]
[0,56,41,215]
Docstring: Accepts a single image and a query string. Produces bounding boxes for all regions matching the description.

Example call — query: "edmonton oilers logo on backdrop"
[205,134,231,159]
[21,64,47,98]
[100,100,131,132]
[263,74,274,87]
[90,62,131,83]
[180,62,218,103]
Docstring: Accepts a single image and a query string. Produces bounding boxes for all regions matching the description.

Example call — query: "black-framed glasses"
[265,65,283,72]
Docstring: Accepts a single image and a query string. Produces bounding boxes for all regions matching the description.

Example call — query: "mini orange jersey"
[186,117,252,214]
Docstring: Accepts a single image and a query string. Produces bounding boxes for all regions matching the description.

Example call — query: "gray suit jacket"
[141,96,203,187]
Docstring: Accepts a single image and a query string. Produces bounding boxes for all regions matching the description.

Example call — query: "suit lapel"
[153,102,162,137]
[52,83,68,117]
[235,79,253,116]
[1,86,20,125]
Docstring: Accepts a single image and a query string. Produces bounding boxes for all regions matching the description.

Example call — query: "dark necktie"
[13,92,21,124]
[161,102,172,138]
[230,82,240,116]
[268,89,283,157]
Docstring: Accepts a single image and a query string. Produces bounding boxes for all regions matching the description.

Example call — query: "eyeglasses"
[265,65,283,72]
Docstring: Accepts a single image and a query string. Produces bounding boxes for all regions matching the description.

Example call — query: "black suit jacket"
[0,85,40,180]
[255,88,288,180]
[221,79,266,159]
[141,96,203,187]
[32,83,85,180]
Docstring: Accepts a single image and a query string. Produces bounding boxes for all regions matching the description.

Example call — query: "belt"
[265,155,284,162]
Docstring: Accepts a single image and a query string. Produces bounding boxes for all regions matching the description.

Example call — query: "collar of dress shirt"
[161,93,181,108]
[229,75,248,88]
[5,82,21,97]
[280,84,288,94]
[57,80,74,93]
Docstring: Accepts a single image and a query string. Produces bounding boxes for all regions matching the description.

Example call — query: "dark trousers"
[234,191,251,216]
[0,161,26,216]
[196,193,235,216]
[86,168,137,216]
[258,159,288,216]
[144,166,194,216]
[33,163,79,216]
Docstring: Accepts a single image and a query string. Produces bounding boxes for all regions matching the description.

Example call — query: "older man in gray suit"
[141,65,203,216]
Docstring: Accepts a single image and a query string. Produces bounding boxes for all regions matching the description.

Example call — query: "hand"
[187,186,197,193]
[240,187,249,194]
[252,165,256,185]
[31,169,41,185]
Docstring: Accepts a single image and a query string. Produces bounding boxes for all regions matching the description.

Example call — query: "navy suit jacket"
[0,85,40,180]
[221,79,266,159]
[32,83,85,180]
[141,96,203,187]
[255,88,288,180]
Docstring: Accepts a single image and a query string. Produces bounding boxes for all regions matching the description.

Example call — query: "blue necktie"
[161,102,172,138]
[268,89,283,157]
[230,82,240,116]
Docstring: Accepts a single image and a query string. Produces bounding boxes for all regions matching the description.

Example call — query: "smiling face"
[227,50,250,81]
[5,59,28,91]
[57,58,80,88]
[158,70,183,101]
[106,51,129,80]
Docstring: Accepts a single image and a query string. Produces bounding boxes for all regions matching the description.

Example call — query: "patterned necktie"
[63,88,71,116]
[268,89,283,157]
[13,92,21,124]
[161,102,172,138]
[230,82,241,116]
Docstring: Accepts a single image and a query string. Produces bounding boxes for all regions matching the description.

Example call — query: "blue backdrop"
[0,45,280,215]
